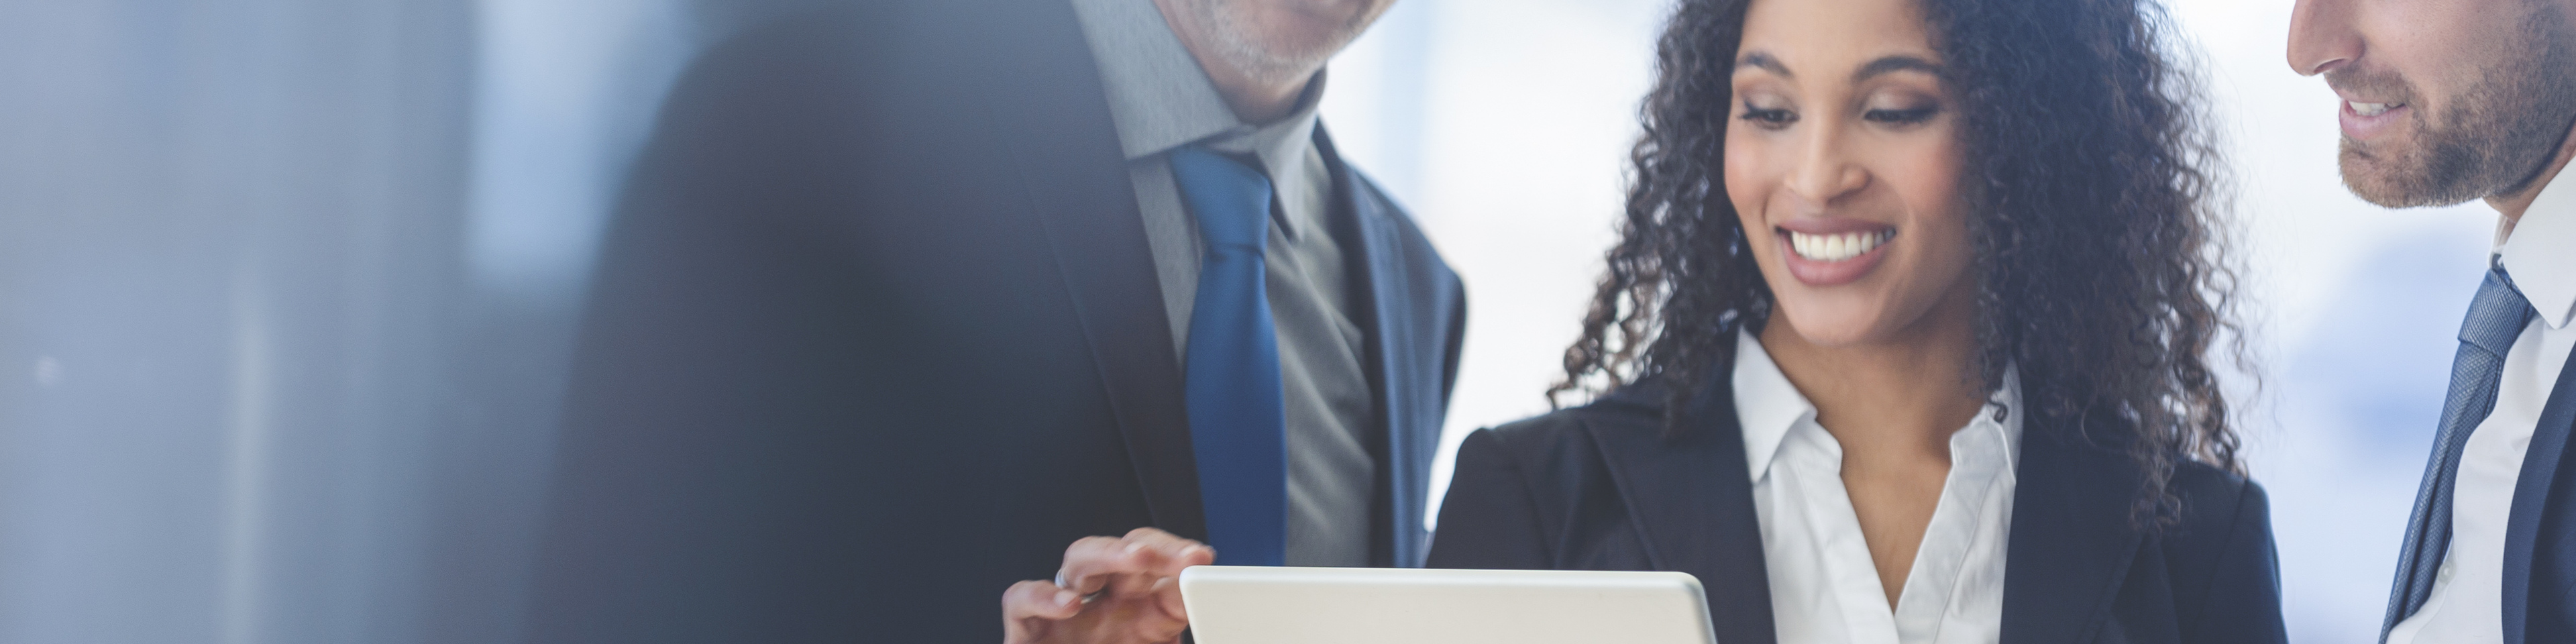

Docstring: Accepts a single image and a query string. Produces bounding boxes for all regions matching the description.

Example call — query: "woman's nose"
[1786,127,1869,205]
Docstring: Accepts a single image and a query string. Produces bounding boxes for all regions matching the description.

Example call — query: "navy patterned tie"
[1169,145,1287,566]
[2383,264,2534,639]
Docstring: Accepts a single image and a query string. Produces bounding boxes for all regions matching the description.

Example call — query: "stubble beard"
[2336,4,2576,208]
[1190,0,1372,91]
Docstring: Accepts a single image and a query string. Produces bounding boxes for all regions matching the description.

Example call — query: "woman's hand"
[1002,527,1216,644]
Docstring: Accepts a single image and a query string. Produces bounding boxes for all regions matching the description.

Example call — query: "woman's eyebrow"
[1735,51,1792,77]
[1853,55,1943,83]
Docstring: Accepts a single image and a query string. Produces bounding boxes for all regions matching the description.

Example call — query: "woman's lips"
[1776,225,1894,286]
[2340,99,2409,142]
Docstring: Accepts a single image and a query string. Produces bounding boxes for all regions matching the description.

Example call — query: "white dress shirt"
[2387,170,2576,644]
[1732,329,2021,644]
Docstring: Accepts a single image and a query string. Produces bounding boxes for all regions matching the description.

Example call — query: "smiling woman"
[1423,0,2287,641]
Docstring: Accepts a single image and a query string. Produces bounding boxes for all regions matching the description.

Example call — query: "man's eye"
[1863,107,1940,125]
[1739,106,1796,127]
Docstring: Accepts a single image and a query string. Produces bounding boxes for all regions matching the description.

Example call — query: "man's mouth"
[2339,97,2410,141]
[2347,101,2404,117]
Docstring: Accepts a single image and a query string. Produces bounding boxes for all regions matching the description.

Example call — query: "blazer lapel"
[2502,341,2576,644]
[969,0,1203,540]
[1587,374,1780,644]
[1318,128,1440,568]
[2000,417,2147,644]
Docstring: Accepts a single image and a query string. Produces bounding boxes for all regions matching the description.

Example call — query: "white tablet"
[1177,566,1717,644]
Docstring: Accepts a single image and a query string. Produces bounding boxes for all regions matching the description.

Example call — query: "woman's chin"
[1766,303,1896,348]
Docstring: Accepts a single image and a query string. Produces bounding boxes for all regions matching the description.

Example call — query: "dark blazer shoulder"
[1487,380,1672,438]
[2152,460,2286,644]
[1479,405,1604,461]
[1433,374,1780,644]
[1431,397,1648,572]
[1447,404,1616,539]
[1435,387,1658,548]
[2164,460,2265,545]
[2156,459,2271,576]
[1474,382,1670,474]
[1437,377,1693,557]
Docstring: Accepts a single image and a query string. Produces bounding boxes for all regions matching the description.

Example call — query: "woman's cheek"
[1723,136,1785,215]
[1723,146,1770,254]
[1893,140,1974,284]
[1878,131,1962,210]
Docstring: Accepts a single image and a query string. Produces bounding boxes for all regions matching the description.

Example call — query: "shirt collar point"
[2499,169,2576,327]
[1731,328,1809,485]
[2541,302,2576,331]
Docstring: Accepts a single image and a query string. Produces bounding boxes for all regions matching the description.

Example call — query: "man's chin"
[2339,144,2436,207]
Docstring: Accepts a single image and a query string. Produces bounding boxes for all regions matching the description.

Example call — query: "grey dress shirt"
[1067,0,1377,568]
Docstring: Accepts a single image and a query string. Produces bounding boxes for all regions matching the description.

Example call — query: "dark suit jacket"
[523,1,1464,641]
[1428,365,2287,644]
[2496,342,2576,644]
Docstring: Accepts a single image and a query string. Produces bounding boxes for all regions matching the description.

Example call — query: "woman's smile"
[1775,220,1896,286]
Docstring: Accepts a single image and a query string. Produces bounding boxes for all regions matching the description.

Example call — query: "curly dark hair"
[1552,0,2246,526]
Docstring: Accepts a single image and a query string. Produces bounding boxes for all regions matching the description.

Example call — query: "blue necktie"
[1170,146,1287,567]
[2385,264,2535,639]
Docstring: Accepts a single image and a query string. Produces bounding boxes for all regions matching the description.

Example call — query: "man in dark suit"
[523,0,1462,641]
[2289,1,2576,642]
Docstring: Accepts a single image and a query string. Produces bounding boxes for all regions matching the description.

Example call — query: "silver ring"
[1057,570,1107,604]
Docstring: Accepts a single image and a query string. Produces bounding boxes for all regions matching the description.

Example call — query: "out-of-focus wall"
[1326,1,2493,641]
[0,1,472,642]
[0,1,820,642]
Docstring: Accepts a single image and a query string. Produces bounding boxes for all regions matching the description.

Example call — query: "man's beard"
[2333,5,2576,208]
[1190,0,1371,91]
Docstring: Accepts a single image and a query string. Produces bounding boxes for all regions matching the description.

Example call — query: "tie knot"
[2460,266,2536,356]
[1170,145,1275,252]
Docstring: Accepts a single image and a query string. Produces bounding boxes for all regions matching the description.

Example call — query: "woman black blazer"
[1426,368,2288,644]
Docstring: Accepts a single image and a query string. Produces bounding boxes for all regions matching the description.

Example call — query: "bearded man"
[2290,0,2576,641]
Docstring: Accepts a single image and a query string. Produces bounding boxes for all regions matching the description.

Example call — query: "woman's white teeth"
[2349,101,2398,117]
[1787,229,1894,262]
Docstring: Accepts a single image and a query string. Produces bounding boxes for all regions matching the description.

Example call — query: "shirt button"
[2439,561,2455,582]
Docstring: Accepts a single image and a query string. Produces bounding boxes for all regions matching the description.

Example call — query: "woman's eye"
[1739,104,1796,129]
[1862,107,1940,125]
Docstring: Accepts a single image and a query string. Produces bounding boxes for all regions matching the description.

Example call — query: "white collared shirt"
[1732,329,2021,644]
[2386,170,2576,644]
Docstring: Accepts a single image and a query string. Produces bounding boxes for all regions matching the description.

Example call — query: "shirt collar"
[1202,91,1326,239]
[1731,328,1811,484]
[1729,327,2023,484]
[2501,167,2576,329]
[1065,0,1328,162]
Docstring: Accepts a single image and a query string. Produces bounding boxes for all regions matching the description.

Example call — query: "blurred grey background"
[0,0,2494,642]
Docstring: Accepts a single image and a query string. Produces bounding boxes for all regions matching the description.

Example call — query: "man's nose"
[2287,0,2360,76]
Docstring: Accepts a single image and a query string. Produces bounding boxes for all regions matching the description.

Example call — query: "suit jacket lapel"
[1587,374,1780,644]
[2502,341,2576,644]
[970,0,1203,541]
[2000,417,2146,644]
[1318,128,1438,567]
